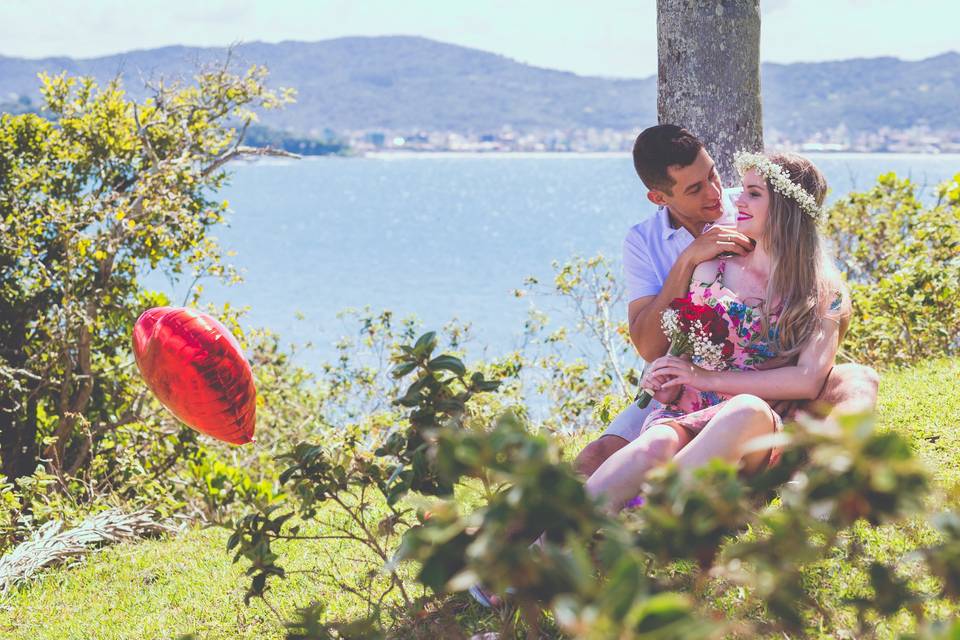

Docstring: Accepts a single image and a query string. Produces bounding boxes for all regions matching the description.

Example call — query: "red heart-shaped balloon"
[132,307,256,444]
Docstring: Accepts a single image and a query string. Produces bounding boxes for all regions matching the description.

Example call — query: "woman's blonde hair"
[757,153,846,358]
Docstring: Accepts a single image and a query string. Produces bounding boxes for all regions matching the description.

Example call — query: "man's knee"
[824,363,880,411]
[574,435,628,477]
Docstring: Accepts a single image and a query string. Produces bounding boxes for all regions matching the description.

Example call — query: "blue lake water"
[145,153,960,365]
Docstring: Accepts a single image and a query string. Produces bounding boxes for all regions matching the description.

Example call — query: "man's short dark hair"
[632,125,703,194]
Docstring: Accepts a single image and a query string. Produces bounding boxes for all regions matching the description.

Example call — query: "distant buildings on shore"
[338,124,960,155]
[5,92,956,155]
[765,124,960,154]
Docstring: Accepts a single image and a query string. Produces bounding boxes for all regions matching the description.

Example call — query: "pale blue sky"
[0,0,956,78]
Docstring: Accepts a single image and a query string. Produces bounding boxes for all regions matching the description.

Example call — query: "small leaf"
[245,573,268,605]
[426,355,466,376]
[436,399,465,414]
[396,390,424,407]
[391,361,417,378]
[226,531,241,551]
[412,331,437,357]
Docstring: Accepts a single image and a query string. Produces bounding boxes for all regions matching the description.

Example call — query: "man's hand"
[682,225,755,265]
[638,363,683,405]
[627,225,753,362]
[653,355,712,391]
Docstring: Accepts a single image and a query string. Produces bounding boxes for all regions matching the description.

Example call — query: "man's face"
[647,148,723,223]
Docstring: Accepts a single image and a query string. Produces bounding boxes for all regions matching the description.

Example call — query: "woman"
[585,152,850,512]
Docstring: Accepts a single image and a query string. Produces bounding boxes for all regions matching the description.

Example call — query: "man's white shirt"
[622,205,695,304]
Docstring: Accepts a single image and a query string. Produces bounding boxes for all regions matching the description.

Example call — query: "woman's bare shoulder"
[691,258,722,284]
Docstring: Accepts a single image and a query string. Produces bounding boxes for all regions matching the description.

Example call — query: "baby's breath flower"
[691,323,726,370]
[661,308,681,340]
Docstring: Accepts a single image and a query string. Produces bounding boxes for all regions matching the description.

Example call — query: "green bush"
[0,65,292,495]
[227,332,960,638]
[825,173,960,367]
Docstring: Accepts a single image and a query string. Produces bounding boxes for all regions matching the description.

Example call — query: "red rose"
[669,296,692,314]
[698,304,717,320]
[686,304,723,338]
[681,305,701,322]
[708,316,730,341]
[721,340,735,359]
[670,298,731,349]
[697,307,719,324]
[670,298,699,332]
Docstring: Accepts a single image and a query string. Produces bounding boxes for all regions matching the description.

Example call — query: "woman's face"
[734,169,770,240]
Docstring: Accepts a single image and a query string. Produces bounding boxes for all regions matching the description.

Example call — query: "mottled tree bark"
[657,0,763,185]
[0,318,38,483]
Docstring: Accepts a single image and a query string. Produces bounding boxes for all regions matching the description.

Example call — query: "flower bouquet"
[635,296,734,408]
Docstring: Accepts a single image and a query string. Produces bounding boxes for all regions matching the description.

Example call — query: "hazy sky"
[1,0,956,78]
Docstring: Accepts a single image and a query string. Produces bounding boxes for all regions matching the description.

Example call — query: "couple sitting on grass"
[469,124,879,608]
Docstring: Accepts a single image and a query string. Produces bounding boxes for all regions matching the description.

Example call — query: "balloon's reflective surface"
[132,307,256,445]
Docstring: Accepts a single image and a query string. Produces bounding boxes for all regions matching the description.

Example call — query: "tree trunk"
[0,398,29,482]
[657,0,763,185]
[0,328,38,483]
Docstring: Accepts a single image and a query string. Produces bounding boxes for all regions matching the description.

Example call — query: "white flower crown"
[733,151,825,222]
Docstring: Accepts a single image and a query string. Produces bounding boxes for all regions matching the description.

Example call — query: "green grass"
[1,358,958,639]
[709,358,960,637]
[876,358,960,494]
[0,525,315,639]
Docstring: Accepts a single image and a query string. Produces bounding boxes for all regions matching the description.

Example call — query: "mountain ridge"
[2,36,957,139]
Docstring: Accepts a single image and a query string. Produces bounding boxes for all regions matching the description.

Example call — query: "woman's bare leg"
[480,425,690,605]
[479,397,776,608]
[585,423,693,512]
[672,394,777,475]
[585,394,777,512]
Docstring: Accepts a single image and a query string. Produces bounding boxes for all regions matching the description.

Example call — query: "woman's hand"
[639,361,683,404]
[649,355,714,390]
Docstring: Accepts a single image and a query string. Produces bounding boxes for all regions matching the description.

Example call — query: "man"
[573,124,879,477]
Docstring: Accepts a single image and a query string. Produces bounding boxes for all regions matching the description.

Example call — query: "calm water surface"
[145,153,960,364]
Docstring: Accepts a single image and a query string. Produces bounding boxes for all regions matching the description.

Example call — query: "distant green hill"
[762,52,960,137]
[1,36,957,138]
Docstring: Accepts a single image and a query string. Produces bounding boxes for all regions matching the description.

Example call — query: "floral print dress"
[640,260,824,468]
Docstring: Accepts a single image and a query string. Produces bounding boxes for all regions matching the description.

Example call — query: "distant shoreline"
[349,150,960,160]
[362,150,625,159]
[243,150,960,165]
